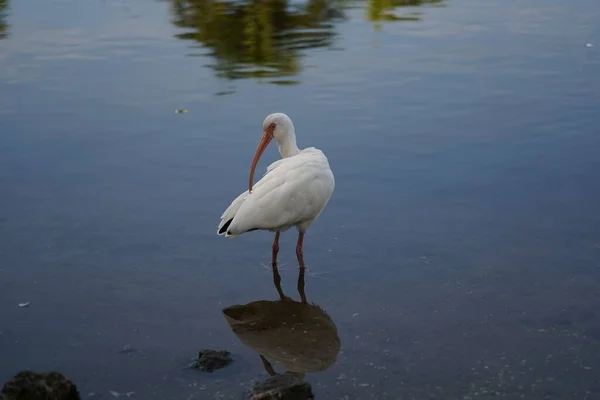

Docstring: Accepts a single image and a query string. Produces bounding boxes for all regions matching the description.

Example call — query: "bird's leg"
[296,232,305,268]
[272,231,280,265]
[298,267,307,304]
[272,264,286,301]
[271,232,286,300]
[296,232,307,303]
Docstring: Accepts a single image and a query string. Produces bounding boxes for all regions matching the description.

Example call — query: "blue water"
[1,0,600,398]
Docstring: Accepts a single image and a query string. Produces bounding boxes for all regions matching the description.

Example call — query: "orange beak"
[248,127,274,193]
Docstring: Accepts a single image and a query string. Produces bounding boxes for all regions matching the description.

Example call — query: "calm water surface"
[1,0,600,398]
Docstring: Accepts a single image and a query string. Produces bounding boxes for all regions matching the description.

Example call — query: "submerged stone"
[249,374,314,400]
[0,370,81,400]
[192,349,233,372]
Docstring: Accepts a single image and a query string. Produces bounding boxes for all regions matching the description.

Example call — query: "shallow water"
[1,0,600,398]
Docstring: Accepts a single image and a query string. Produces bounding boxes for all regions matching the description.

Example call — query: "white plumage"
[216,113,334,268]
[218,148,334,237]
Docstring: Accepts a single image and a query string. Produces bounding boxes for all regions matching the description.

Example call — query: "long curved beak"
[249,128,273,193]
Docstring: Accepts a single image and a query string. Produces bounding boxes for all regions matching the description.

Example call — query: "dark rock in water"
[249,375,314,400]
[1,370,81,400]
[192,349,232,372]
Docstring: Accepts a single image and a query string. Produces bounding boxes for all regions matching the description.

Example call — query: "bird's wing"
[217,156,291,234]
[217,189,249,233]
[263,147,318,176]
[226,150,334,236]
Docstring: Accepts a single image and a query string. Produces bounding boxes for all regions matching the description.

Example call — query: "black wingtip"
[218,218,233,235]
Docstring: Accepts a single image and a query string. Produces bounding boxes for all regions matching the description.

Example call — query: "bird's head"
[249,113,295,193]
[262,112,295,142]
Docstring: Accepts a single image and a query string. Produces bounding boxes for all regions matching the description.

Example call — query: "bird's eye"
[270,123,276,130]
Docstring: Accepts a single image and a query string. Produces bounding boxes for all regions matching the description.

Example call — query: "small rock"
[174,109,188,114]
[1,370,81,400]
[249,374,313,400]
[192,349,232,372]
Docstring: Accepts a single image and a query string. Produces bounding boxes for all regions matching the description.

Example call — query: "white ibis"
[217,113,335,271]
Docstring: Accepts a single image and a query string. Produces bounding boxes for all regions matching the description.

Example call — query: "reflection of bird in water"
[222,266,340,378]
[217,113,335,293]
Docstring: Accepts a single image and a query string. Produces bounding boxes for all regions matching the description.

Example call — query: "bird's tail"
[217,190,249,237]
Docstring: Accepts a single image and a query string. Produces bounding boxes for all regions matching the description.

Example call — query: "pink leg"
[296,232,305,268]
[272,231,280,265]
[271,232,285,300]
[296,232,307,303]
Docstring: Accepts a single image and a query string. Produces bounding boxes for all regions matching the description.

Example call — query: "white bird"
[217,112,335,270]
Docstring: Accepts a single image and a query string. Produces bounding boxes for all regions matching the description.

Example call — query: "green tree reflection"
[169,0,345,83]
[367,0,443,23]
[0,0,9,40]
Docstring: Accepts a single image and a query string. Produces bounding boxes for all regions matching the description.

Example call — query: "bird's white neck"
[277,130,300,158]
